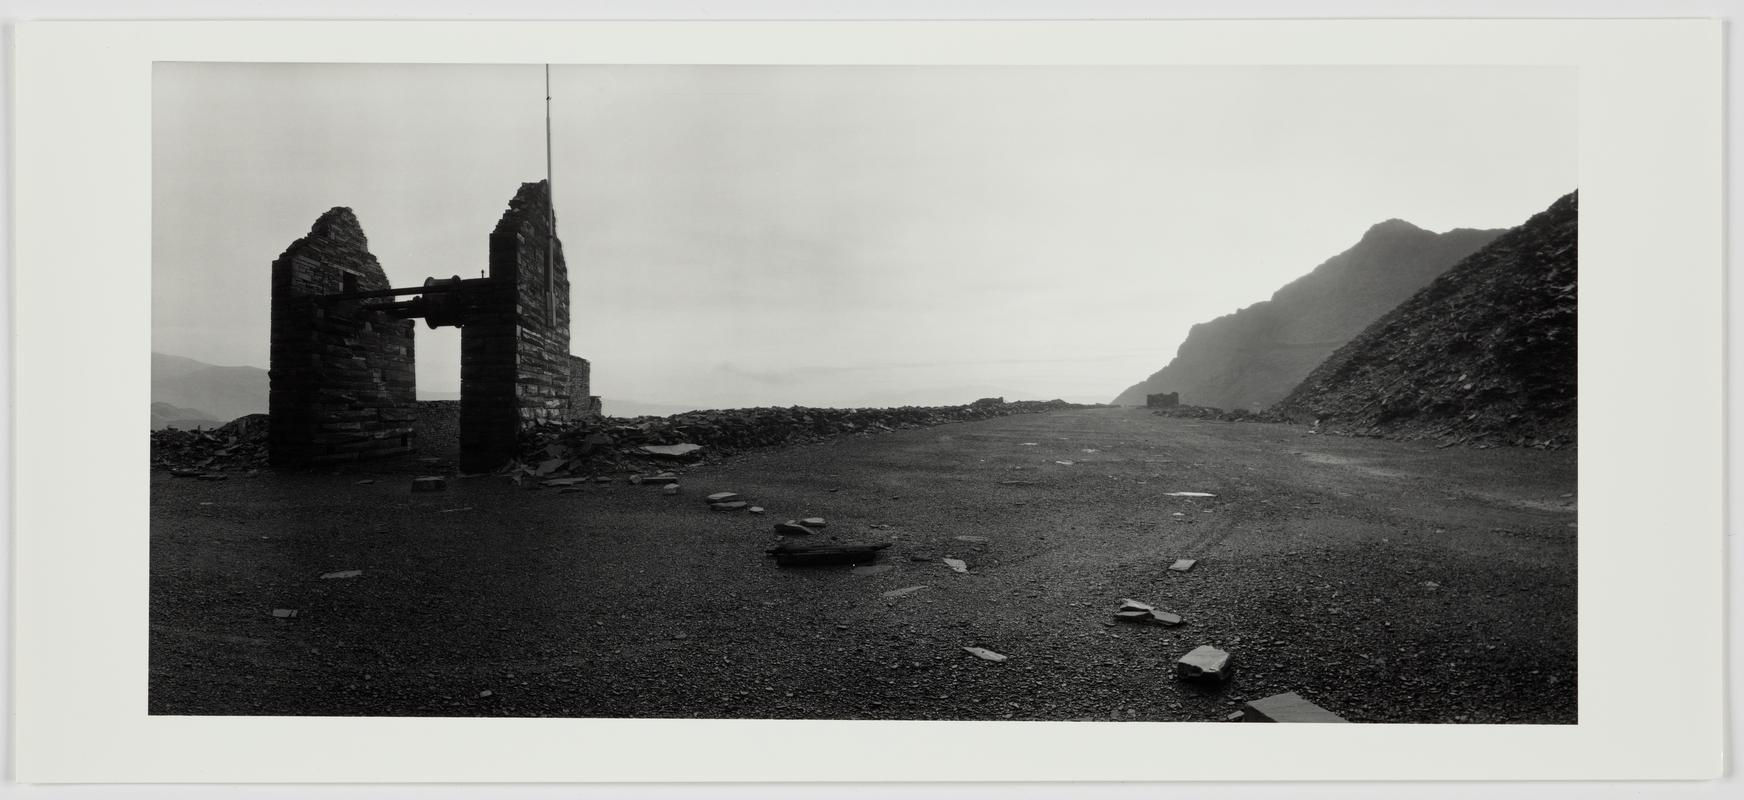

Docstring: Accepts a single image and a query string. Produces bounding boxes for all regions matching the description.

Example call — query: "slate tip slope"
[1271,191,1577,448]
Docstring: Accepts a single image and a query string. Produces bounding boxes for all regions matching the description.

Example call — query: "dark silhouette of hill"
[1272,192,1577,448]
[1113,221,1501,410]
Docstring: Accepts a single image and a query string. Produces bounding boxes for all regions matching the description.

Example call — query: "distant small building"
[1146,392,1180,408]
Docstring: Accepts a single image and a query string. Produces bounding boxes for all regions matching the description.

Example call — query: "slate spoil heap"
[511,399,1082,475]
[1272,192,1577,448]
[151,413,270,473]
[151,399,1085,475]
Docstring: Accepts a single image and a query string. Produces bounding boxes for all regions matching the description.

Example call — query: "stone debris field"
[151,405,1575,723]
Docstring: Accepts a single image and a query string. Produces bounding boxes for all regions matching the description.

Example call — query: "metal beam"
[313,277,493,304]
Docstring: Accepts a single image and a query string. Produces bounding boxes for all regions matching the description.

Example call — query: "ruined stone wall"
[268,207,417,465]
[1147,392,1181,408]
[566,355,602,421]
[460,181,571,471]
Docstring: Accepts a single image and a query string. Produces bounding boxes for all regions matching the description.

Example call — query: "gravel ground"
[149,406,1575,723]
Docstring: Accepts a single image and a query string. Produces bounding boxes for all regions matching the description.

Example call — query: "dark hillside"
[1114,222,1500,410]
[1272,192,1577,448]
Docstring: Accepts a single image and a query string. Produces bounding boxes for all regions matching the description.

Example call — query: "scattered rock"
[320,570,363,580]
[1242,692,1348,723]
[711,501,749,512]
[411,476,446,492]
[503,401,1085,476]
[1165,492,1216,498]
[773,522,815,536]
[962,647,1008,662]
[1169,559,1198,572]
[477,690,494,699]
[1115,608,1183,626]
[800,517,827,529]
[663,483,680,495]
[271,609,299,619]
[942,558,969,574]
[1113,598,1184,626]
[766,540,891,567]
[1055,460,1075,466]
[196,473,228,481]
[639,443,703,458]
[1176,645,1232,681]
[706,492,741,504]
[748,506,765,514]
[354,479,376,485]
[882,585,930,599]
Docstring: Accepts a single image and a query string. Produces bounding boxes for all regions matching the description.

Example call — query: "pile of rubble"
[1150,405,1278,423]
[152,398,1088,476]
[508,398,1083,476]
[151,413,270,473]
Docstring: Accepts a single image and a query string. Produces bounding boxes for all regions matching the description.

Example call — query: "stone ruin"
[268,181,599,472]
[1146,391,1180,408]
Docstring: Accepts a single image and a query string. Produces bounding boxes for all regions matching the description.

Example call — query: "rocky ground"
[149,406,1576,723]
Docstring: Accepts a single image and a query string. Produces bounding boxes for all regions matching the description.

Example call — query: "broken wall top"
[492,180,562,247]
[273,206,391,296]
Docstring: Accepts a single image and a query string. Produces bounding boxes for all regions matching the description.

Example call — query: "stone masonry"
[268,208,417,465]
[1147,391,1180,408]
[269,182,595,471]
[459,181,574,472]
[567,354,602,420]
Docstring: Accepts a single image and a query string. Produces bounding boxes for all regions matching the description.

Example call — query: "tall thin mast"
[545,64,556,327]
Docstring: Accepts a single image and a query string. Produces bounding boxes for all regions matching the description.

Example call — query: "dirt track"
[150,406,1576,723]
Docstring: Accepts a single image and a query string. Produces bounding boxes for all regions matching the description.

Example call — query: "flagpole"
[545,64,556,328]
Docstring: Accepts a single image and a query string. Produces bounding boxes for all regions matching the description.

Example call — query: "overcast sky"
[154,63,1575,408]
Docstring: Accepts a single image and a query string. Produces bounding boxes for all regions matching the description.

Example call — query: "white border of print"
[11,16,1723,785]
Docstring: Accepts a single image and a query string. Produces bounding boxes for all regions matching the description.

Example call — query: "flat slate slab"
[640,443,703,458]
[1176,645,1232,681]
[1241,692,1348,723]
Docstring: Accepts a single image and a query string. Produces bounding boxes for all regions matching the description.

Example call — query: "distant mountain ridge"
[1113,220,1503,410]
[151,401,220,430]
[152,352,269,424]
[1273,192,1577,447]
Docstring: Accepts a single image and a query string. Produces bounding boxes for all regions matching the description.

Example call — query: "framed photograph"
[10,11,1726,788]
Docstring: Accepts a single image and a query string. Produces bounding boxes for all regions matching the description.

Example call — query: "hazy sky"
[154,63,1575,408]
